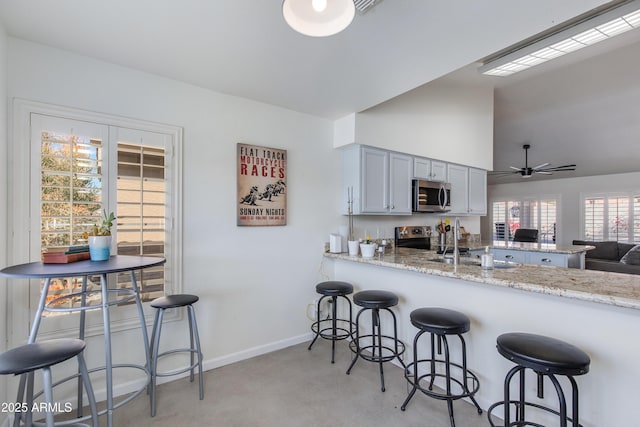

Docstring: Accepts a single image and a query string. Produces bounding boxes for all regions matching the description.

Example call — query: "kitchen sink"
[428,257,518,268]
[428,257,481,265]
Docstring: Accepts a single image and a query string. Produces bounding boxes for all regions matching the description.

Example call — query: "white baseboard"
[115,331,314,390]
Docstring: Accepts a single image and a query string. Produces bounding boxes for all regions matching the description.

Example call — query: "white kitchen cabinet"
[413,157,447,182]
[492,248,527,263]
[447,163,469,215]
[446,164,487,216]
[342,145,412,215]
[469,248,582,268]
[361,146,388,213]
[468,167,487,215]
[389,152,413,214]
[431,160,447,181]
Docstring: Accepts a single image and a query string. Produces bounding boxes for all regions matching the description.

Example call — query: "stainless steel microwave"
[412,179,451,213]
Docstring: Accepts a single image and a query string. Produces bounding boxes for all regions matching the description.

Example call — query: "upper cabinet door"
[389,153,413,214]
[468,168,487,215]
[361,147,389,213]
[431,160,447,182]
[413,157,431,179]
[447,163,469,215]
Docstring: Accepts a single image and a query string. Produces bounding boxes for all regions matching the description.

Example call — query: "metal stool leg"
[188,304,204,400]
[41,367,55,427]
[77,352,100,426]
[346,308,365,375]
[150,308,164,417]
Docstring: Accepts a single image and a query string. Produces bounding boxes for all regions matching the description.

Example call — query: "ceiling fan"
[490,144,576,179]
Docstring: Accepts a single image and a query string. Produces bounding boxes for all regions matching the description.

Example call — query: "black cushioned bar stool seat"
[308,281,354,364]
[149,294,204,417]
[488,332,591,427]
[0,338,98,426]
[346,290,405,392]
[401,308,482,427]
[353,290,398,308]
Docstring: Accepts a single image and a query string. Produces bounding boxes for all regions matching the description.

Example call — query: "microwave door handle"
[443,185,448,208]
[439,185,445,210]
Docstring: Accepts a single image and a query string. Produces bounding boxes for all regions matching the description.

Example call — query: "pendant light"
[283,0,356,37]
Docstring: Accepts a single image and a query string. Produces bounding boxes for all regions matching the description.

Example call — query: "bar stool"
[401,308,482,427]
[308,281,354,363]
[487,332,590,427]
[346,290,405,392]
[0,338,98,427]
[149,294,204,417]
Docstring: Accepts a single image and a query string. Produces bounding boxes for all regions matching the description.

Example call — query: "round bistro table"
[0,255,166,427]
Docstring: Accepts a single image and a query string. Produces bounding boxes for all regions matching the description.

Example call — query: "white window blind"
[116,142,166,302]
[491,196,559,243]
[584,197,605,240]
[608,196,630,241]
[582,193,638,242]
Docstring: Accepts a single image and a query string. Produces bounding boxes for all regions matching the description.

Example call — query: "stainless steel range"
[395,226,432,250]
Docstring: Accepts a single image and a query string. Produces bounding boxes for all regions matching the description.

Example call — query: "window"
[582,192,638,242]
[11,100,182,340]
[491,196,559,243]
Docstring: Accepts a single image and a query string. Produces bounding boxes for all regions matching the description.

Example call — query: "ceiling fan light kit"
[491,144,576,179]
[283,0,356,37]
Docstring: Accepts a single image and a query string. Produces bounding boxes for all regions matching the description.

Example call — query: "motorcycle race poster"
[237,143,287,226]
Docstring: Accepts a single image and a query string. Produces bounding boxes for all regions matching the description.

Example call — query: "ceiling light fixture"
[283,0,356,37]
[479,0,640,76]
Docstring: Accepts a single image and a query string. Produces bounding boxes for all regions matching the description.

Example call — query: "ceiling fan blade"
[540,166,576,172]
[535,171,553,175]
[546,164,576,169]
[532,162,550,170]
[509,166,522,171]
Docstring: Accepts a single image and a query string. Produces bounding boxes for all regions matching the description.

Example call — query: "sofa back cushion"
[620,245,640,265]
[573,240,620,260]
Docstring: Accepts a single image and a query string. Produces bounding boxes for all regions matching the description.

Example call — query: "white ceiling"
[0,0,611,119]
[1,0,637,182]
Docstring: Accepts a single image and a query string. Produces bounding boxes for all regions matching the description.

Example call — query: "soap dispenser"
[481,246,494,270]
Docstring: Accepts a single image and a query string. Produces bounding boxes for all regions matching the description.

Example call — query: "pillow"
[618,243,636,259]
[620,245,640,265]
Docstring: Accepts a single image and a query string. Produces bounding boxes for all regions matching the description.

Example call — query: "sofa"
[572,240,640,275]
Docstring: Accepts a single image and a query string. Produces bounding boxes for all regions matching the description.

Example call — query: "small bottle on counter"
[481,246,494,270]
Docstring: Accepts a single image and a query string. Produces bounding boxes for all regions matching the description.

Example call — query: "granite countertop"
[324,248,640,310]
[468,241,594,254]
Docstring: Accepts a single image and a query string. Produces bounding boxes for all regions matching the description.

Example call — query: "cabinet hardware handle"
[505,255,514,259]
[542,258,551,263]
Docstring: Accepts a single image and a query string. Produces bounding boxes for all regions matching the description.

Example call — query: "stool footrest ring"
[404,359,480,401]
[486,400,581,427]
[311,318,354,341]
[349,334,406,362]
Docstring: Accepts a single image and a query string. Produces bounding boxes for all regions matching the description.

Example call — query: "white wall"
[484,171,640,245]
[345,67,494,171]
[0,17,9,427]
[6,37,343,396]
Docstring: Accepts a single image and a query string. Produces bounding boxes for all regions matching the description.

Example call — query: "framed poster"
[237,143,287,226]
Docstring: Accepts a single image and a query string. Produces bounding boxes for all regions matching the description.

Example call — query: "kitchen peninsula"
[323,248,640,426]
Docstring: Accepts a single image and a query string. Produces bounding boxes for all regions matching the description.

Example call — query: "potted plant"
[84,210,116,261]
[359,235,377,258]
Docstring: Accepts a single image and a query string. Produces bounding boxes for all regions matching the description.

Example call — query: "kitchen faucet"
[453,217,461,266]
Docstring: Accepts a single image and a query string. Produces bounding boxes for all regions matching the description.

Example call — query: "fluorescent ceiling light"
[283,0,355,37]
[480,1,640,76]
